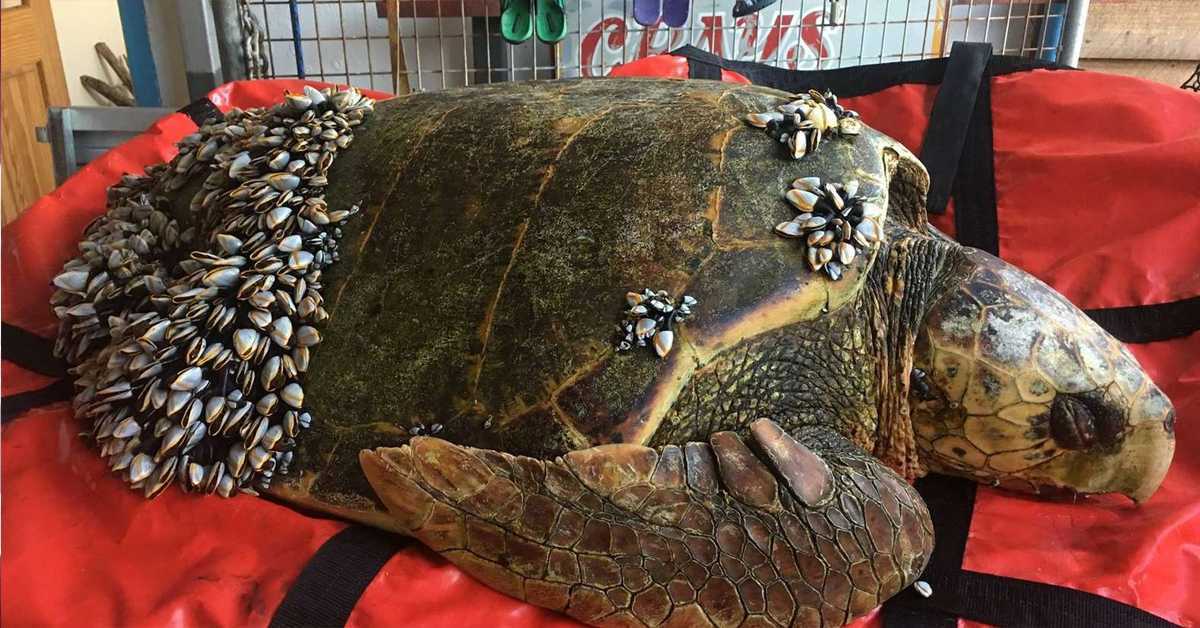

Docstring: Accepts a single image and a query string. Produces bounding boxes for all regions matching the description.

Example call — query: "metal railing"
[238,0,1089,93]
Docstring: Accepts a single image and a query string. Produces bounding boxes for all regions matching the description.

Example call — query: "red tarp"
[3,69,1198,627]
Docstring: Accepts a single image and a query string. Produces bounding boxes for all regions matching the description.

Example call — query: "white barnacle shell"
[270,316,293,347]
[788,131,807,159]
[53,270,90,293]
[854,219,881,246]
[170,366,204,391]
[303,85,326,106]
[128,454,155,484]
[838,242,857,265]
[277,235,303,253]
[280,382,304,409]
[233,329,260,360]
[745,111,783,128]
[786,189,820,212]
[295,326,321,347]
[775,221,805,238]
[842,180,860,199]
[791,177,821,192]
[653,330,675,358]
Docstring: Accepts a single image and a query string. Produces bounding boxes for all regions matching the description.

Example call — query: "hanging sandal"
[732,0,779,17]
[501,0,534,44]
[535,0,567,43]
[633,0,662,26]
[662,0,690,27]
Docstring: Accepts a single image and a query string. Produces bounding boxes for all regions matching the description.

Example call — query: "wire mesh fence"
[241,0,1084,93]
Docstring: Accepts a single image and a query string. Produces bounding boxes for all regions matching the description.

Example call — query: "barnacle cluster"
[774,177,883,281]
[616,289,697,359]
[746,89,861,159]
[51,85,374,499]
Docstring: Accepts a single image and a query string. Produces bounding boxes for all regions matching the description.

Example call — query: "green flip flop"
[535,0,567,43]
[501,0,534,44]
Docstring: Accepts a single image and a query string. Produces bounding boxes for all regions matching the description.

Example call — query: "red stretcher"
[2,51,1197,627]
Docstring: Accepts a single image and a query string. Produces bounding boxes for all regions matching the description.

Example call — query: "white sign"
[560,0,940,77]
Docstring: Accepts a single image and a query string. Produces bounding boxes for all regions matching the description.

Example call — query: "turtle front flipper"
[359,419,933,627]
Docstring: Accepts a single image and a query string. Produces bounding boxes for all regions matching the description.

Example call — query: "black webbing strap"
[177,97,223,126]
[948,51,1001,255]
[0,324,71,423]
[1,323,67,378]
[884,475,1178,628]
[883,474,970,628]
[0,379,73,424]
[269,525,409,628]
[670,44,1062,97]
[1085,296,1200,344]
[686,52,723,80]
[920,42,992,218]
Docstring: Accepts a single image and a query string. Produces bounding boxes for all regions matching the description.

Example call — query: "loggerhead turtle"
[51,79,1176,627]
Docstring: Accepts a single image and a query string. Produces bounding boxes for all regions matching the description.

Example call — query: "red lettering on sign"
[579,8,834,75]
[698,14,725,58]
[581,17,628,76]
[759,12,795,61]
[801,10,831,59]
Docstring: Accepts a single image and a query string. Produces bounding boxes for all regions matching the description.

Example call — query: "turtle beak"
[1031,385,1174,503]
[1029,403,1173,504]
[1035,357,1175,504]
[912,247,1176,503]
[1112,414,1175,503]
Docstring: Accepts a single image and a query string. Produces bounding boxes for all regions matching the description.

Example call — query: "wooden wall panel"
[1,0,70,223]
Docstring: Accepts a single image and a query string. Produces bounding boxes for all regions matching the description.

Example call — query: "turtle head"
[910,247,1175,503]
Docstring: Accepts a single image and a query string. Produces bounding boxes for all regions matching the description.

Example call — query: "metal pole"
[1057,0,1089,66]
[289,0,306,79]
[176,0,225,100]
[211,0,247,81]
[116,0,162,106]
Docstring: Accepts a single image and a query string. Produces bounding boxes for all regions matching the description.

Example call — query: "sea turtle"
[52,79,1176,627]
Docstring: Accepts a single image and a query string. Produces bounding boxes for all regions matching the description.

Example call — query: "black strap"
[883,474,972,628]
[670,45,1064,97]
[920,42,993,217]
[1085,296,1200,344]
[177,97,223,126]
[269,525,408,628]
[686,53,723,80]
[948,57,1000,255]
[1,323,67,378]
[0,323,71,423]
[1,379,73,423]
[883,475,1178,628]
[895,570,1178,627]
[882,602,957,628]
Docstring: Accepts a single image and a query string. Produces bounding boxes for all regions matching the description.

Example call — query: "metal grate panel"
[241,0,1086,93]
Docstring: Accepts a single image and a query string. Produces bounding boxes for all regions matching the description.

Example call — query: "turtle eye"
[1050,392,1125,450]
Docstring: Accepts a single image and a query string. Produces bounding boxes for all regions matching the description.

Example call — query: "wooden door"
[1,0,69,224]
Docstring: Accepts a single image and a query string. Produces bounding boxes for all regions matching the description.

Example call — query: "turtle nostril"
[1050,395,1096,450]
